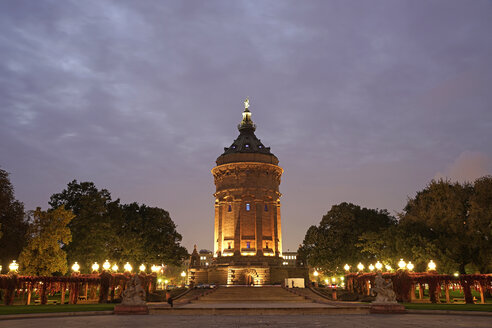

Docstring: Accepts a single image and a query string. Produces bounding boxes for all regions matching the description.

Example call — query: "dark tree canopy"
[399,177,492,273]
[49,180,114,269]
[299,202,396,275]
[111,203,188,266]
[0,168,28,272]
[49,180,188,272]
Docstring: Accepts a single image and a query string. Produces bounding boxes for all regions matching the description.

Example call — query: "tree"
[18,206,74,275]
[465,176,492,273]
[49,180,189,271]
[49,180,115,270]
[0,168,28,272]
[400,179,475,273]
[299,202,396,275]
[110,203,188,266]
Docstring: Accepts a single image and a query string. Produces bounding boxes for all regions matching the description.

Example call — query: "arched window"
[228,204,232,212]
[264,204,268,212]
[246,242,250,249]
[246,203,251,211]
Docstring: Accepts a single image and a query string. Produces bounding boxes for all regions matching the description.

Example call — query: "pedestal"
[370,302,406,314]
[114,304,149,315]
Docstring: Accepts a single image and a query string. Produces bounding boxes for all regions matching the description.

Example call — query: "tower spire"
[239,97,256,131]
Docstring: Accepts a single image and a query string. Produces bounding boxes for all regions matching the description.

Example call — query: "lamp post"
[181,271,186,286]
[9,260,19,273]
[427,260,436,272]
[103,260,111,271]
[124,262,132,273]
[71,262,80,272]
[398,259,407,270]
[313,270,319,287]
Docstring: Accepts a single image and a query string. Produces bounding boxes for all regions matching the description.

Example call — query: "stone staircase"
[192,286,311,303]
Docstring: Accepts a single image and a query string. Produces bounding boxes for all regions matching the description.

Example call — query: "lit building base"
[188,261,308,286]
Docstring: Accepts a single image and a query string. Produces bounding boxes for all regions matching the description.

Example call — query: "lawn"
[403,303,492,312]
[0,303,115,315]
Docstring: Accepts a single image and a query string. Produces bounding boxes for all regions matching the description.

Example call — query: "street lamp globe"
[103,260,111,271]
[369,264,375,271]
[313,270,319,277]
[375,261,383,271]
[181,271,186,277]
[71,262,80,272]
[139,264,146,272]
[124,262,132,272]
[427,260,437,271]
[151,265,160,273]
[92,262,99,272]
[398,259,406,270]
[357,263,364,271]
[406,261,414,271]
[344,264,350,271]
[112,264,119,272]
[9,260,19,272]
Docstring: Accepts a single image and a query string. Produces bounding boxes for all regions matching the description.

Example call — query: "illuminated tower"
[212,99,283,263]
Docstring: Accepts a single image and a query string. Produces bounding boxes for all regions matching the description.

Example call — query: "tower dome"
[216,99,279,166]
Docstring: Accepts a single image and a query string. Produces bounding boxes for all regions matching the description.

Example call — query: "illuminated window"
[245,144,250,148]
[228,204,232,212]
[246,203,250,211]
[264,204,268,211]
[246,242,250,249]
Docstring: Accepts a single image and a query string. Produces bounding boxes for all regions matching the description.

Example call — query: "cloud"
[435,151,492,183]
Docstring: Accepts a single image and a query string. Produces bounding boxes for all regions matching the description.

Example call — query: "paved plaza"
[1,314,491,328]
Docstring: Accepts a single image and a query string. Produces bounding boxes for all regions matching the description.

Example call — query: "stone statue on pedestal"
[121,274,146,306]
[371,272,397,303]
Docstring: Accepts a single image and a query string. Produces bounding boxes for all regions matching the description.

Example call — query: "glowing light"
[385,264,392,271]
[340,276,345,281]
[151,264,160,273]
[398,259,406,269]
[375,261,383,271]
[139,264,146,272]
[357,263,364,271]
[427,260,436,271]
[112,264,119,272]
[124,262,132,272]
[71,262,80,272]
[103,260,110,271]
[324,279,329,284]
[9,260,19,272]
[331,277,336,283]
[313,270,319,277]
[164,280,169,284]
[453,272,459,277]
[406,262,414,271]
[369,264,375,271]
[244,98,250,109]
[181,271,186,277]
[344,264,350,271]
[91,262,99,272]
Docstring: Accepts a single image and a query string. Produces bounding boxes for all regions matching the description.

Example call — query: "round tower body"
[212,103,283,264]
